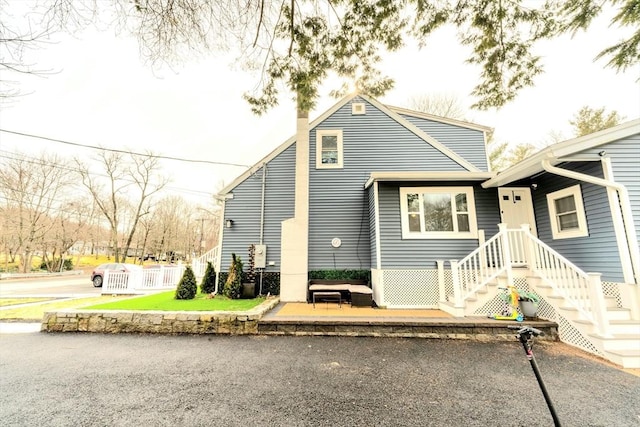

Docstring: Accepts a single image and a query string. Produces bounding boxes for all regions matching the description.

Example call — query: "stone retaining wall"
[41,298,280,335]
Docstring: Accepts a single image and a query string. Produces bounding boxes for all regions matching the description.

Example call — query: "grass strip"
[0,296,128,321]
[0,298,55,307]
[84,291,265,311]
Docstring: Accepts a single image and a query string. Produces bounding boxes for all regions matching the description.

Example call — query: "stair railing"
[191,246,220,279]
[519,225,611,336]
[450,224,512,307]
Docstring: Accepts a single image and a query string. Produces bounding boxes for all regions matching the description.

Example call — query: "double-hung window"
[316,129,343,169]
[400,187,478,239]
[547,184,588,239]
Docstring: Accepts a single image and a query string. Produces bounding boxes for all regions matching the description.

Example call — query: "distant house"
[209,93,639,367]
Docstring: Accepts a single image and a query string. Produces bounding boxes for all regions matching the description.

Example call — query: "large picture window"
[400,187,478,239]
[547,184,588,239]
[316,129,343,169]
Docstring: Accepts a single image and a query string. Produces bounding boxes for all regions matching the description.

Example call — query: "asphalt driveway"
[0,333,638,426]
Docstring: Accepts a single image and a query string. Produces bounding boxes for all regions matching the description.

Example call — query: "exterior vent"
[352,102,366,115]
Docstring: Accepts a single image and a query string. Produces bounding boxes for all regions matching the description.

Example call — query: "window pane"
[321,151,338,164]
[423,193,453,231]
[457,214,470,232]
[406,193,419,212]
[558,212,579,230]
[408,213,420,232]
[554,195,576,214]
[455,193,468,212]
[322,135,338,150]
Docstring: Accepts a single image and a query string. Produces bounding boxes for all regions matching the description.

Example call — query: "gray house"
[210,93,640,367]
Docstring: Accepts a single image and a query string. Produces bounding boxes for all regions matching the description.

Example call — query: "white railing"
[102,265,186,294]
[449,224,511,306]
[192,246,220,279]
[523,227,610,336]
[449,223,611,336]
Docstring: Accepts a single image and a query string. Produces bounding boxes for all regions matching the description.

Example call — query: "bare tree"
[0,0,58,99]
[75,150,168,263]
[0,151,74,272]
[409,93,467,120]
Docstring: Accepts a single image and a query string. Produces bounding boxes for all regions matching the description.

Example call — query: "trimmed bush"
[308,269,370,282]
[223,253,244,299]
[175,266,197,300]
[200,262,217,294]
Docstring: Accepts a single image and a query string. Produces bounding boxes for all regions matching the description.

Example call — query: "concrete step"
[258,316,559,340]
[604,349,640,369]
[589,333,640,352]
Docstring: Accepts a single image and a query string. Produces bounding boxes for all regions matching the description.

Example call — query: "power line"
[0,151,216,199]
[0,129,251,168]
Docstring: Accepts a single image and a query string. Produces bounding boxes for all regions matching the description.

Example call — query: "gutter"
[541,158,640,285]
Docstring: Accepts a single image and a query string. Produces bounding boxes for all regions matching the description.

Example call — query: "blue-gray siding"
[581,134,640,250]
[513,161,623,282]
[221,95,495,272]
[220,145,295,271]
[399,113,489,171]
[377,182,501,269]
[307,97,470,269]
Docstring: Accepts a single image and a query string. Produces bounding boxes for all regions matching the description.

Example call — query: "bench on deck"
[307,279,373,307]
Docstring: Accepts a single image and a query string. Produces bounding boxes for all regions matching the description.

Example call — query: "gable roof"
[482,118,640,188]
[219,92,486,195]
[387,105,493,133]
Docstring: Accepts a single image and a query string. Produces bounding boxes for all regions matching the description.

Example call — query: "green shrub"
[39,258,74,272]
[308,269,370,282]
[175,266,197,300]
[200,262,217,294]
[223,253,244,299]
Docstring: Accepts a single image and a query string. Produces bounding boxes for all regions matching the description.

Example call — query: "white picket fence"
[102,264,186,295]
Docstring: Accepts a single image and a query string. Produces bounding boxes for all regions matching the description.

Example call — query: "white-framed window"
[546,184,588,239]
[316,129,343,169]
[399,187,478,239]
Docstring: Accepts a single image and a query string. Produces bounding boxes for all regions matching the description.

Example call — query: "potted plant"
[518,291,540,318]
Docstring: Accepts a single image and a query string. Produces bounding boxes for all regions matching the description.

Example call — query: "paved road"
[0,274,98,297]
[1,333,638,426]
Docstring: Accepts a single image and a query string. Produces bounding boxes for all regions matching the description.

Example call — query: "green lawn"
[84,291,265,311]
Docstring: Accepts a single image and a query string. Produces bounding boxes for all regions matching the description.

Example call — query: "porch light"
[225,219,234,228]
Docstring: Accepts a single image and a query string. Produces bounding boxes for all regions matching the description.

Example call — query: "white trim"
[352,102,366,115]
[399,186,478,239]
[546,184,589,239]
[315,129,343,169]
[386,105,493,133]
[483,119,640,188]
[601,159,635,283]
[219,92,493,196]
[364,171,494,189]
[360,95,482,172]
[218,93,359,195]
[374,181,382,270]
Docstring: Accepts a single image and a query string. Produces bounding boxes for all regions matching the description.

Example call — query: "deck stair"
[447,224,640,369]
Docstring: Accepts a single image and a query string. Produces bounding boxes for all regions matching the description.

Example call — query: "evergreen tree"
[175,266,197,300]
[223,253,244,299]
[200,261,217,294]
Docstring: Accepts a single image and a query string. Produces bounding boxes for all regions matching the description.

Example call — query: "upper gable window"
[316,129,343,169]
[547,184,588,239]
[399,187,478,239]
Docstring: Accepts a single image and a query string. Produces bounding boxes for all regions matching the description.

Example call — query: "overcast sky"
[1,5,638,206]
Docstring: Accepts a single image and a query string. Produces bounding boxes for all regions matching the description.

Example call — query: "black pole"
[514,327,562,427]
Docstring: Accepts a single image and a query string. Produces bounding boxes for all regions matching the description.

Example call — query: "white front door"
[498,187,537,235]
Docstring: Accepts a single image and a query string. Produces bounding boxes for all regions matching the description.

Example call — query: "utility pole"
[197,218,207,256]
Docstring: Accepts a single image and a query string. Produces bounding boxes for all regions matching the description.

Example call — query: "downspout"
[541,158,640,285]
[259,163,267,245]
